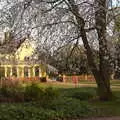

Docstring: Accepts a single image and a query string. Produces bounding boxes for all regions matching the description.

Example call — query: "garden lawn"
[0,80,120,120]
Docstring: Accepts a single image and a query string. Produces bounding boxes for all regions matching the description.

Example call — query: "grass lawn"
[0,80,120,120]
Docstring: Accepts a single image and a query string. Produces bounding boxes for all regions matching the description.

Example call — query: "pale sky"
[112,0,120,6]
[0,1,4,9]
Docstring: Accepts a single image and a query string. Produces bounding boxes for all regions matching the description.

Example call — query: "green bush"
[0,86,10,97]
[24,83,59,106]
[24,83,42,101]
[0,85,99,119]
[43,87,59,100]
[0,103,57,120]
[0,85,24,102]
[0,82,59,104]
[49,97,96,119]
[0,99,97,120]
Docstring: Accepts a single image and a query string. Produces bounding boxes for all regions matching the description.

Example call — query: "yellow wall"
[15,39,34,61]
[0,39,47,78]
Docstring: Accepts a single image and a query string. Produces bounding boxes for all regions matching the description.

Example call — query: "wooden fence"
[63,75,95,82]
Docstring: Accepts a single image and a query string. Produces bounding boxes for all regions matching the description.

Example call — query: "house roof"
[0,38,26,54]
[47,64,58,73]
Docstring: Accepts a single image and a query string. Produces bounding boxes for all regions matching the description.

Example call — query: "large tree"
[114,15,120,79]
[32,0,119,100]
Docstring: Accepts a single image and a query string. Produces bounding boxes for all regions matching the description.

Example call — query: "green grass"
[37,80,120,117]
[0,80,120,119]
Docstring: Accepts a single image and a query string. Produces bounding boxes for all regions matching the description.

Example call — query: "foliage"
[50,97,96,119]
[114,15,120,79]
[0,82,99,120]
[115,16,120,32]
[0,100,97,120]
[0,103,56,120]
[24,83,59,107]
[0,82,59,104]
[0,85,23,102]
[24,83,42,101]
[0,81,120,119]
[49,44,90,75]
[0,79,24,102]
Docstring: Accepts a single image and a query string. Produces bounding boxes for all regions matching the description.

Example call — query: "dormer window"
[25,44,29,48]
[24,56,30,61]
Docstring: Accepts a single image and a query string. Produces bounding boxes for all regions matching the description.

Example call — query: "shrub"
[49,97,96,119]
[0,82,59,103]
[0,103,57,120]
[0,84,24,102]
[39,87,59,107]
[43,87,59,100]
[24,83,42,101]
[0,86,10,97]
[0,85,99,119]
[24,83,59,106]
[0,99,97,120]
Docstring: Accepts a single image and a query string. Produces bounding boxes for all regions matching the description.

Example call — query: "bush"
[24,83,42,101]
[0,82,59,103]
[0,99,97,120]
[0,78,20,99]
[24,83,59,106]
[49,97,96,119]
[0,85,24,102]
[0,103,57,120]
[0,84,98,119]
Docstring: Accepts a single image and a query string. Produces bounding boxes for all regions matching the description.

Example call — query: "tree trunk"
[80,26,113,101]
[68,0,113,100]
[95,72,112,100]
[95,0,113,100]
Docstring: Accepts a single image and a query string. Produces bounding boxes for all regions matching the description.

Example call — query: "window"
[7,67,11,77]
[35,66,39,77]
[24,57,30,61]
[0,67,5,78]
[24,67,29,77]
[12,67,17,77]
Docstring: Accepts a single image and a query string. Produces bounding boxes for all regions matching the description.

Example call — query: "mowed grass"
[37,80,120,117]
[21,80,120,117]
[0,80,120,119]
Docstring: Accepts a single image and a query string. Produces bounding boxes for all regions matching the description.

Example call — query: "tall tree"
[33,0,119,100]
[62,0,112,100]
[114,15,120,79]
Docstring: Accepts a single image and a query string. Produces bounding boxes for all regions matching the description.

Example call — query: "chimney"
[0,32,4,45]
[4,31,12,43]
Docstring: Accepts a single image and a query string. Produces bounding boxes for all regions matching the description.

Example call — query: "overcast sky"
[113,0,120,6]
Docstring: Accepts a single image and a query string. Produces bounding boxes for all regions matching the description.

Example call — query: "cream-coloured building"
[0,31,47,79]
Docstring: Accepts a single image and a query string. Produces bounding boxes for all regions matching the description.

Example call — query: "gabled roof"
[47,64,58,73]
[0,38,26,54]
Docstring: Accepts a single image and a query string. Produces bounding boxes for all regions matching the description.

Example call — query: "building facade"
[0,31,47,80]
